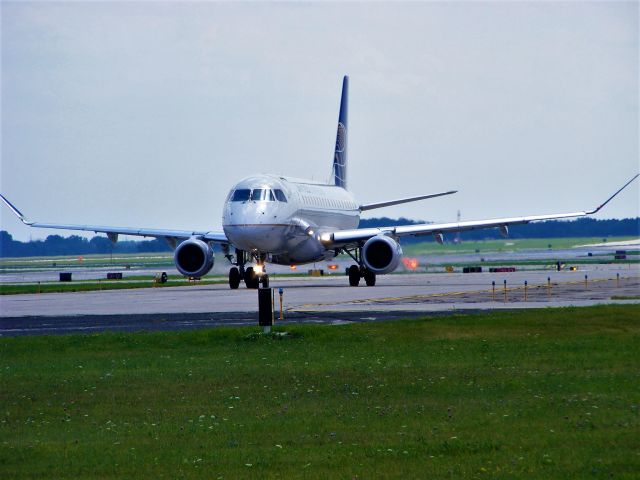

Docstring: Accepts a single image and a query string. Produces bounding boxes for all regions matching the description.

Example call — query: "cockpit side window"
[231,189,251,201]
[274,189,287,202]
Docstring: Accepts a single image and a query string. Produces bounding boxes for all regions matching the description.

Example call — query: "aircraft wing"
[0,194,228,245]
[325,174,639,246]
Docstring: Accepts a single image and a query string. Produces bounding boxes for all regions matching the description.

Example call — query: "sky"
[1,1,638,241]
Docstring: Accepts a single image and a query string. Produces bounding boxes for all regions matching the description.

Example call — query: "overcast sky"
[1,1,638,241]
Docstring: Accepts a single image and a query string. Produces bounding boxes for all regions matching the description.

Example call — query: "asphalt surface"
[1,263,638,336]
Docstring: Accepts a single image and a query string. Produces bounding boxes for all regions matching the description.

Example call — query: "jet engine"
[174,237,214,278]
[362,235,402,274]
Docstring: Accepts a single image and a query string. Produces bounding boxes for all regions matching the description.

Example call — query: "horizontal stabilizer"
[359,190,457,212]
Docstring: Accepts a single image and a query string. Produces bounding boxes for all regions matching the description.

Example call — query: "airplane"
[1,76,638,290]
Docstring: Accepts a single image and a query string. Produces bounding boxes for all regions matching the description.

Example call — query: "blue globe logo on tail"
[332,76,348,188]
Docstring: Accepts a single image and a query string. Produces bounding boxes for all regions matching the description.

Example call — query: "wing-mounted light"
[319,232,333,244]
[290,217,318,236]
[107,232,119,244]
[499,225,509,238]
[434,233,444,245]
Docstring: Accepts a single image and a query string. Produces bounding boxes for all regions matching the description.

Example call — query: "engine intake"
[362,235,402,274]
[174,238,214,277]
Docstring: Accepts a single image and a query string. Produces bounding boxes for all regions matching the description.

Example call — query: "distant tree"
[1,217,638,257]
[89,236,113,254]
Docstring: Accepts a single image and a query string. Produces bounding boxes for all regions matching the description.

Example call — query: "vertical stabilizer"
[332,75,348,188]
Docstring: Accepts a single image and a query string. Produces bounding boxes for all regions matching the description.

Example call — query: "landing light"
[327,264,338,270]
[290,265,297,270]
[254,264,263,274]
[307,229,314,236]
[320,233,332,243]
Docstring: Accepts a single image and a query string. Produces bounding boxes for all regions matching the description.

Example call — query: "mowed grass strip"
[0,278,227,295]
[1,305,639,479]
[401,236,637,256]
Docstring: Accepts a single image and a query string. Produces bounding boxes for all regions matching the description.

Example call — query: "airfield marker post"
[503,280,507,303]
[617,273,620,288]
[279,288,284,320]
[584,275,588,289]
[547,277,551,298]
[258,287,273,334]
[524,281,528,301]
[492,281,495,301]
[272,289,275,325]
[37,281,41,294]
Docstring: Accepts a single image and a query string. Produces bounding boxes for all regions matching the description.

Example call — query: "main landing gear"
[344,247,376,287]
[227,249,269,290]
[347,265,376,287]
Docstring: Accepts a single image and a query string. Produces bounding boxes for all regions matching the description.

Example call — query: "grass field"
[1,305,639,479]
[0,276,227,295]
[0,253,175,271]
[1,237,636,272]
[402,236,637,256]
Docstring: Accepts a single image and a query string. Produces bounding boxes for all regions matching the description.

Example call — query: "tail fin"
[332,75,348,188]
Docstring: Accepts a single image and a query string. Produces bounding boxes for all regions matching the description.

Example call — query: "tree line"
[1,217,638,257]
[359,217,640,243]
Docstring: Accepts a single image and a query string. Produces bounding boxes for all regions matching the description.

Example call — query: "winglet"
[0,193,34,225]
[586,173,639,215]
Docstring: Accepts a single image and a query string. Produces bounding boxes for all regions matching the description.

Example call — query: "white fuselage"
[222,174,359,265]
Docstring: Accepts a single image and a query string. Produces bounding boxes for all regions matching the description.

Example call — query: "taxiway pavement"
[1,264,638,335]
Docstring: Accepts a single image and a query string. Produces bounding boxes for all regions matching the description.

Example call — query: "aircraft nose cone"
[223,202,286,252]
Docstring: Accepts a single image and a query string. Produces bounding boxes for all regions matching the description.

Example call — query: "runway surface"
[1,264,638,336]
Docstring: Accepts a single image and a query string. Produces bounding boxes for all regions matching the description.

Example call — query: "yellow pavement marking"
[289,276,630,311]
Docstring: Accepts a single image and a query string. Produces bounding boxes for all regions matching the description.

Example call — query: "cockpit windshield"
[250,189,275,201]
[231,189,251,202]
[229,188,287,202]
[274,189,287,202]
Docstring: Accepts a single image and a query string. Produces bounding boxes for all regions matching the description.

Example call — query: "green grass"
[402,236,637,256]
[0,277,227,295]
[0,253,175,271]
[1,305,639,479]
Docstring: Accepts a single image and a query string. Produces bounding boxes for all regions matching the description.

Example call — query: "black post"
[258,288,273,332]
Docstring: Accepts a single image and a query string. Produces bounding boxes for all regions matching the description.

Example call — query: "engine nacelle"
[362,235,402,274]
[174,238,214,278]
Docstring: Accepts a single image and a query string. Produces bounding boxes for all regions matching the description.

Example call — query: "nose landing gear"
[227,248,269,289]
[244,266,269,289]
